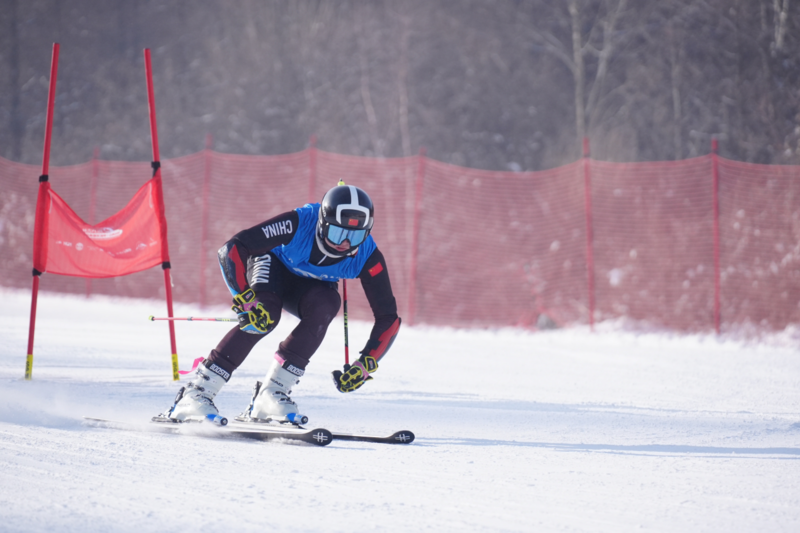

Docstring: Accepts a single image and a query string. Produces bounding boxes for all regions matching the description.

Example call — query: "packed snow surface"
[1,289,799,532]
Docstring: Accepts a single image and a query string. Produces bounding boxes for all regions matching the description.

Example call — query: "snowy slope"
[1,289,799,532]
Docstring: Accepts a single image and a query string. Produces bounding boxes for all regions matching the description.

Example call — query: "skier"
[156,184,401,424]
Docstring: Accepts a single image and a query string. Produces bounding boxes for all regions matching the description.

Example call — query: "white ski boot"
[155,360,229,425]
[238,354,308,425]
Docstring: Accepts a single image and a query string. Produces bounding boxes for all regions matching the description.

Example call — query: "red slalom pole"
[144,50,161,163]
[26,43,60,380]
[41,44,59,178]
[144,48,179,381]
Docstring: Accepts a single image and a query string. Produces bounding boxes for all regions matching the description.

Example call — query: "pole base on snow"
[171,353,180,381]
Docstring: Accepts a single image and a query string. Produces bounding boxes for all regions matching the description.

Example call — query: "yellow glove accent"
[333,355,378,392]
[232,289,274,334]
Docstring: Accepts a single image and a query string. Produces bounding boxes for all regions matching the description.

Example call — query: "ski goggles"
[324,223,368,246]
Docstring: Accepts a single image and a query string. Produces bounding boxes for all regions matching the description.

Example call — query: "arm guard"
[217,210,299,296]
[359,317,401,363]
[332,248,401,393]
[218,242,249,296]
[358,248,401,362]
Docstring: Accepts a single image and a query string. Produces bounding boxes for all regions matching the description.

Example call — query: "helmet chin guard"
[317,185,374,257]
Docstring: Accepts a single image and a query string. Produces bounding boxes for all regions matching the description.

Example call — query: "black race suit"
[206,209,400,378]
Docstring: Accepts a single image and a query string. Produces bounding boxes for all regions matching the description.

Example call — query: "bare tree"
[772,0,790,53]
[528,0,630,153]
[397,15,412,158]
[358,9,382,157]
[2,0,800,167]
[667,17,685,159]
[7,0,22,162]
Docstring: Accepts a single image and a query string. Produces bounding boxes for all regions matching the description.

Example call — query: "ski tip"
[391,430,415,444]
[83,416,111,425]
[308,428,333,446]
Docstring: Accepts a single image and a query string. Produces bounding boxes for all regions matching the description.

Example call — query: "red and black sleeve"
[357,247,401,362]
[217,210,299,295]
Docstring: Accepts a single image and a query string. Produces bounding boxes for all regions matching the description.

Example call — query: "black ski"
[234,382,415,444]
[84,417,333,447]
[230,419,415,445]
[217,425,333,446]
[331,430,415,444]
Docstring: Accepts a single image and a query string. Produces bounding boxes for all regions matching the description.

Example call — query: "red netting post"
[144,48,179,381]
[308,135,317,203]
[711,138,721,334]
[86,146,99,298]
[583,137,596,331]
[200,134,213,308]
[407,147,426,326]
[26,43,59,380]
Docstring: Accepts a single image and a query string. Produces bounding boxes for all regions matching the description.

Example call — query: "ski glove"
[231,288,274,334]
[332,353,378,393]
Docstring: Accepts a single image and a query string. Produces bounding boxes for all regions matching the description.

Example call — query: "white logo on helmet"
[335,185,371,227]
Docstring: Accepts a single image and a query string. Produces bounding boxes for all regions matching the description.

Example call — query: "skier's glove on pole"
[231,288,274,334]
[332,317,400,392]
[332,353,378,393]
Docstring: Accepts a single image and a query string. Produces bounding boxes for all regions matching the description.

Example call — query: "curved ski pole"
[148,316,237,322]
[342,278,349,366]
[336,178,350,366]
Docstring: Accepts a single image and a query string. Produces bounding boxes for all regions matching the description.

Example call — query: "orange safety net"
[2,149,800,333]
[717,158,800,329]
[590,156,716,331]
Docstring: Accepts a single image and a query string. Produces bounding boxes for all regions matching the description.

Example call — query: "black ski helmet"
[316,185,374,257]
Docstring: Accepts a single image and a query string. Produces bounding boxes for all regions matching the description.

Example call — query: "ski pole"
[148,316,237,322]
[342,277,350,366]
[337,179,350,366]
